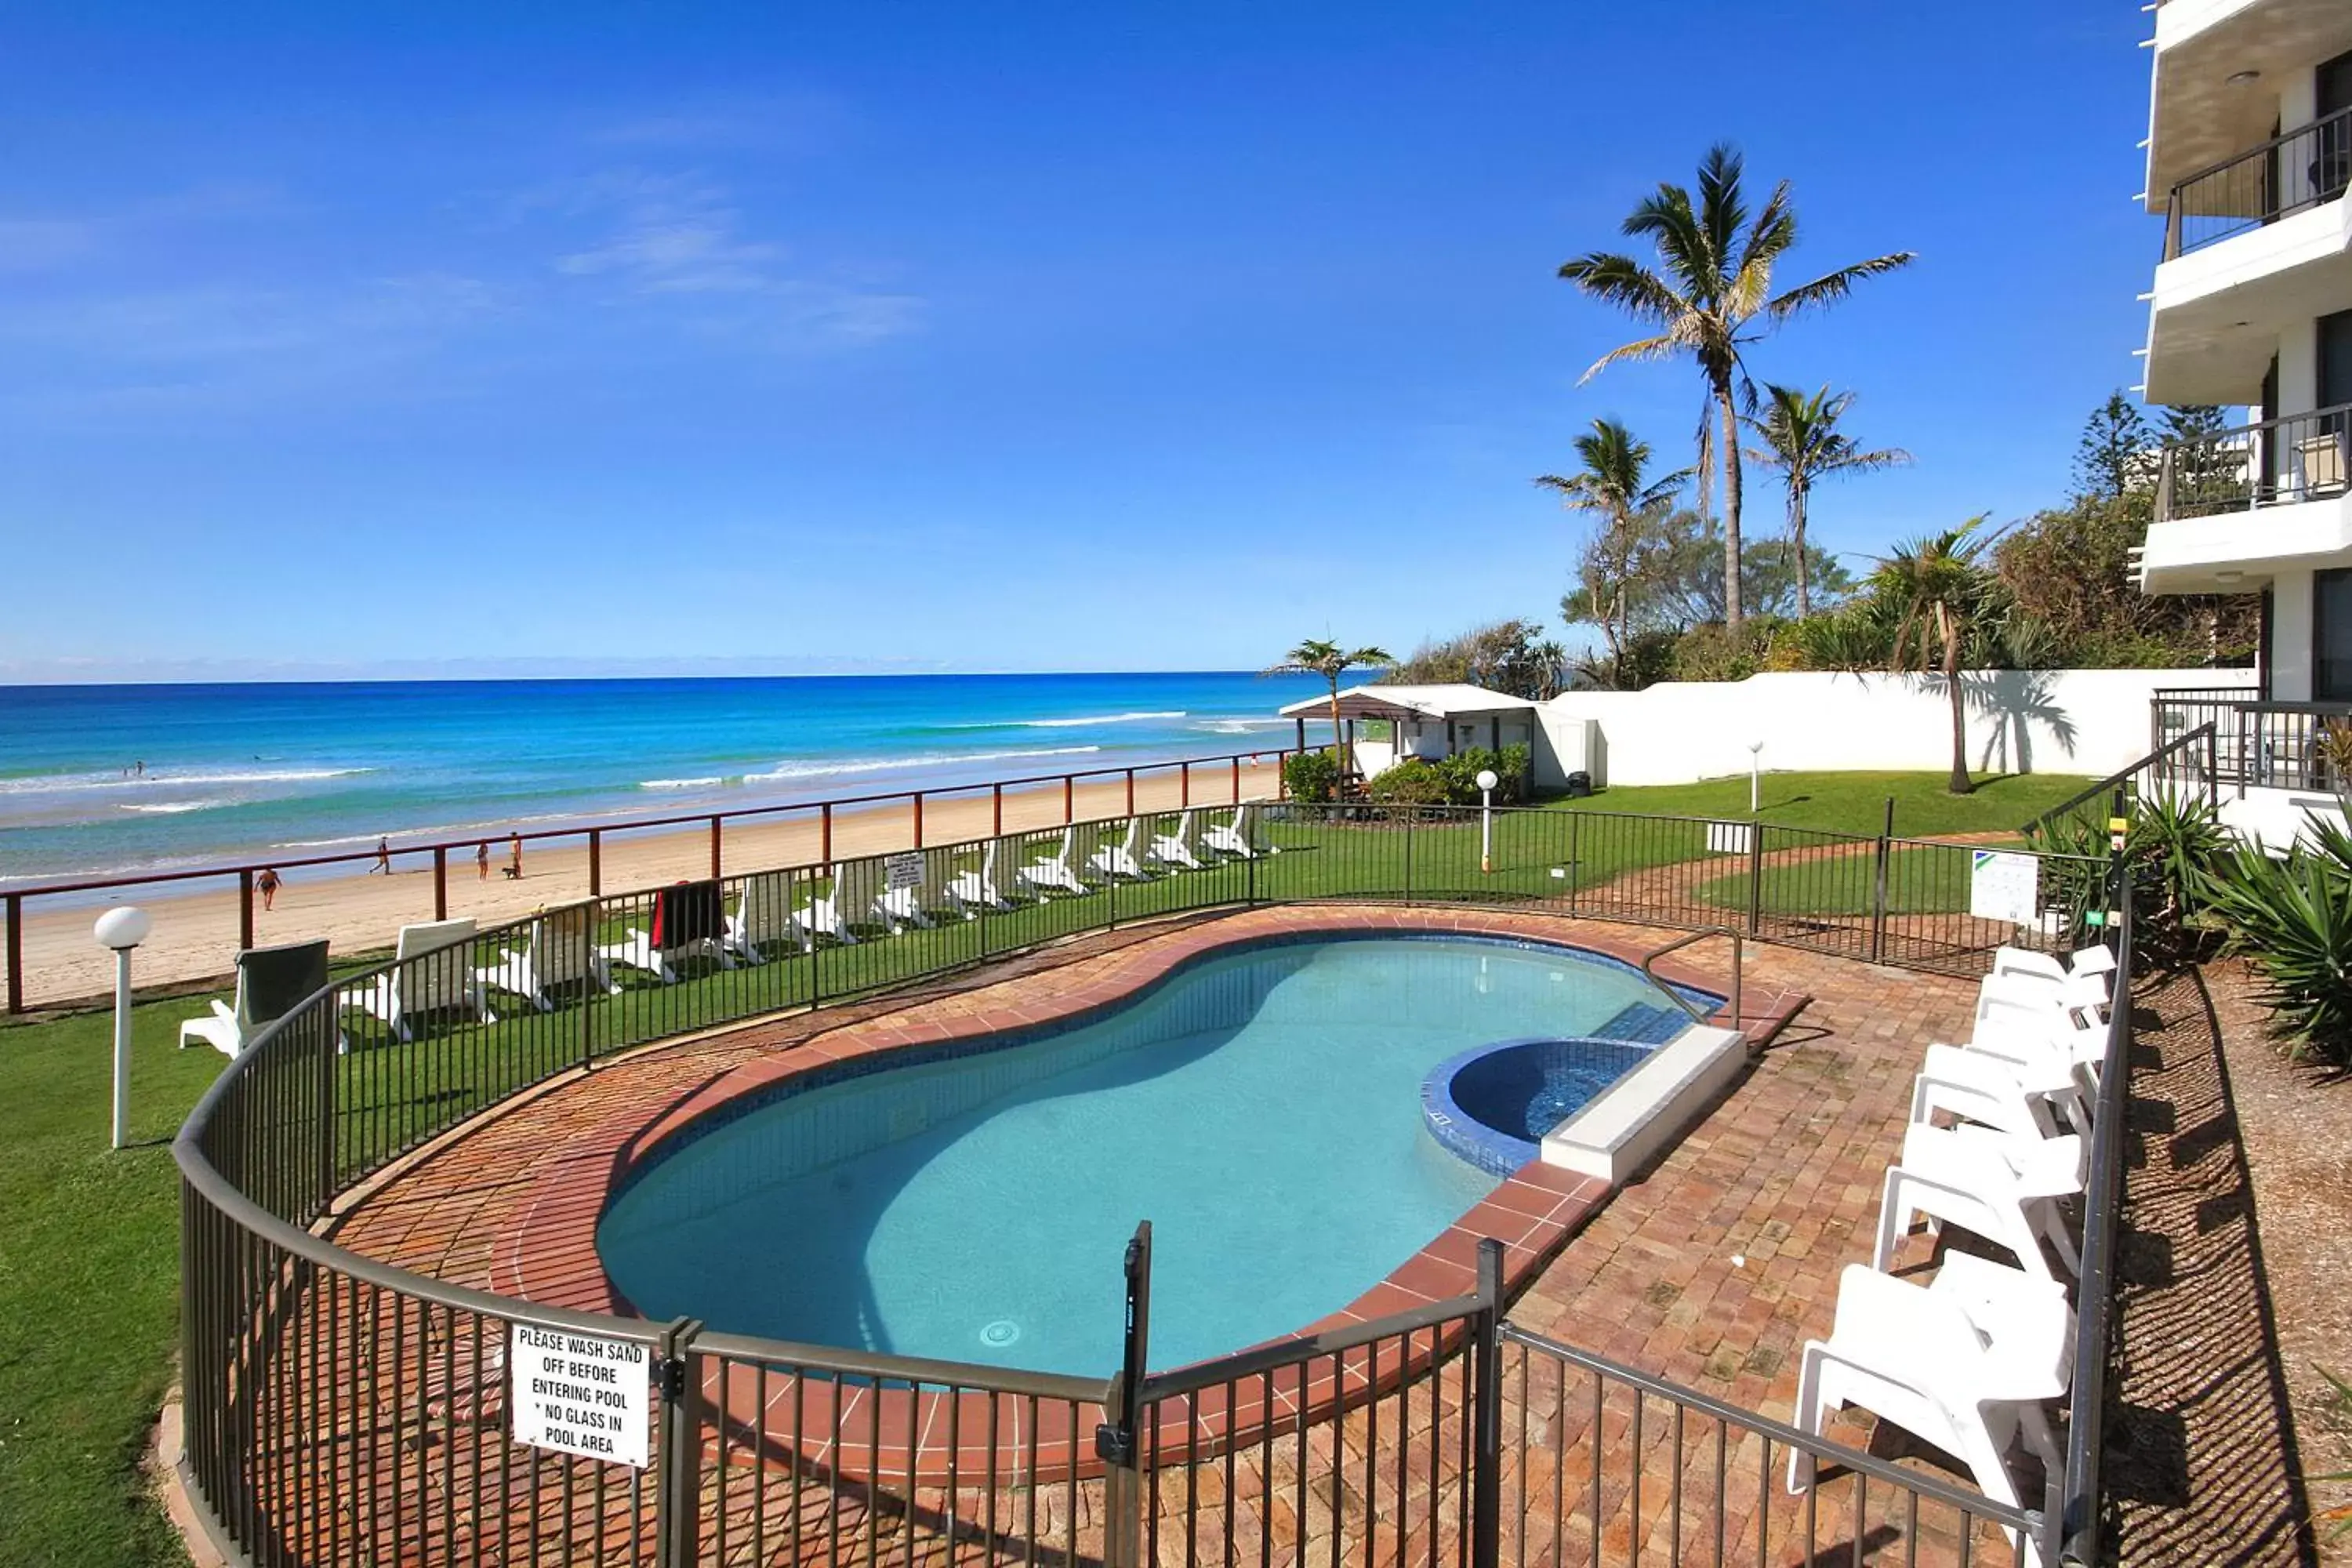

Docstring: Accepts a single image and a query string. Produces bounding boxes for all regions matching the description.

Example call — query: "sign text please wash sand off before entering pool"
[510,1324,652,1468]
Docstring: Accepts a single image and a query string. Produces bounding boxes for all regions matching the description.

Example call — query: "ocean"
[0,673,1334,888]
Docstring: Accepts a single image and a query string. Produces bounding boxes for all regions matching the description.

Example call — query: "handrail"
[1497,1322,2044,1536]
[2060,865,2134,1564]
[2154,400,2352,522]
[2020,721,2216,838]
[1638,924,1742,1036]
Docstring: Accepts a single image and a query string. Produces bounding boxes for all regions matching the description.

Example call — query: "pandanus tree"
[1559,143,1915,630]
[1874,518,1995,795]
[1265,638,1394,770]
[1745,383,1911,619]
[1537,419,1688,670]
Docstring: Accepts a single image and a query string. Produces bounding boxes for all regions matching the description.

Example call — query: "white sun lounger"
[725,872,810,964]
[1149,809,1205,870]
[339,918,493,1043]
[1789,1254,2071,1563]
[180,938,334,1057]
[1020,826,1091,895]
[946,840,1014,916]
[873,852,942,935]
[479,902,611,1008]
[1203,801,1272,859]
[601,880,735,983]
[1872,1121,2085,1283]
[797,863,863,946]
[1088,818,1153,881]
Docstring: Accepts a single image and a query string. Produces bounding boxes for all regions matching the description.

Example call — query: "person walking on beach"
[256,866,281,911]
[477,842,490,880]
[372,837,391,875]
[506,833,524,880]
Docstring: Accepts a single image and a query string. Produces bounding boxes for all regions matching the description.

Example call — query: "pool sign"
[510,1325,652,1468]
[1704,821,1754,855]
[1969,851,2041,927]
[884,851,926,891]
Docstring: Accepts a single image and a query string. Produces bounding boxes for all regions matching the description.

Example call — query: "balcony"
[2139,405,2352,591]
[2143,108,2352,404]
[2156,401,2352,518]
[2162,104,2352,259]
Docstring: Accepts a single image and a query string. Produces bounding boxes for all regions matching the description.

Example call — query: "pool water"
[597,935,1685,1375]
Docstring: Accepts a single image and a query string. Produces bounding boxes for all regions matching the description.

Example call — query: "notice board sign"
[884,851,925,891]
[510,1324,652,1468]
[1704,821,1754,856]
[1969,851,2041,927]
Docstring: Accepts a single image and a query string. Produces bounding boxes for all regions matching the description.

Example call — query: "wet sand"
[10,761,1284,1010]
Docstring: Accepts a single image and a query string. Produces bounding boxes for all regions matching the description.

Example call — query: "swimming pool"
[596,933,1704,1375]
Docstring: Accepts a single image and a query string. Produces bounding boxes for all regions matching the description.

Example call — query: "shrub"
[1669,617,1788,682]
[1436,746,1528,804]
[2035,792,2232,964]
[1282,749,1342,804]
[2199,815,2352,1062]
[1366,758,1450,806]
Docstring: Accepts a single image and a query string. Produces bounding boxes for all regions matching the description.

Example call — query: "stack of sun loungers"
[1786,942,2118,1566]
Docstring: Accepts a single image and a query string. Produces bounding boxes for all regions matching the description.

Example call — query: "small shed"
[1276,684,1538,770]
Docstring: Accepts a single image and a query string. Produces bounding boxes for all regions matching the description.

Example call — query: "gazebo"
[1276,683,1538,772]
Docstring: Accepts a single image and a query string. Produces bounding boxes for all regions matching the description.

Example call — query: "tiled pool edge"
[463,905,1806,1480]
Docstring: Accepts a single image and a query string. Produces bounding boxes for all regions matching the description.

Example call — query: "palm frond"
[1766,252,1917,321]
[1578,332,1682,383]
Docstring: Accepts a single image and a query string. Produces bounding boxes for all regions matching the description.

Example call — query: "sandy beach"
[8,760,1286,1011]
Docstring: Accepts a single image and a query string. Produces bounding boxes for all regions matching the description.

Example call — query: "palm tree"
[1874,518,1994,795]
[1558,143,1915,629]
[1536,419,1688,666]
[1744,384,1911,619]
[1265,638,1394,771]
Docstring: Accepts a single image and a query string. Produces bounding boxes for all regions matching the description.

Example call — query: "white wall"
[1530,667,2256,789]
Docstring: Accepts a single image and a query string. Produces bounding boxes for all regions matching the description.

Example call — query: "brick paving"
[258,906,2039,1566]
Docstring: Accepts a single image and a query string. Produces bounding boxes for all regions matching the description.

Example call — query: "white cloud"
[545,170,922,342]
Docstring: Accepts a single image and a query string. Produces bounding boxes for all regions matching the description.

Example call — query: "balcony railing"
[2152,687,2352,794]
[2163,103,2352,259]
[2154,401,2352,521]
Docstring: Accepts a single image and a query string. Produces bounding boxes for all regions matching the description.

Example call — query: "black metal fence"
[176,801,2116,1568]
[2163,102,2352,259]
[2150,687,2352,795]
[2152,401,2352,523]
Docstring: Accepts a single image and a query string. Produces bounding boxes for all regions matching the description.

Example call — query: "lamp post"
[1748,741,1765,815]
[93,905,151,1151]
[1476,768,1500,874]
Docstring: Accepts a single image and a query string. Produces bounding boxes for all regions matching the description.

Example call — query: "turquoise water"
[596,936,1673,1376]
[0,671,1332,886]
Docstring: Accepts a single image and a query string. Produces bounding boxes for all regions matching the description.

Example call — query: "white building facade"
[2137,0,2352,840]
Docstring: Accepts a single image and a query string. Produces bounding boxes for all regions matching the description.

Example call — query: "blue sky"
[0,1,2159,680]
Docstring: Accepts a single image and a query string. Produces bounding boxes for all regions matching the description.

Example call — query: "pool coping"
[481,905,1809,1480]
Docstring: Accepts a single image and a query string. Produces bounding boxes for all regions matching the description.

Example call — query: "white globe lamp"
[1475,769,1501,873]
[93,905,152,1150]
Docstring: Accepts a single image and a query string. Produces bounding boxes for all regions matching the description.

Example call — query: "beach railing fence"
[1,742,1303,1013]
[176,819,2133,1566]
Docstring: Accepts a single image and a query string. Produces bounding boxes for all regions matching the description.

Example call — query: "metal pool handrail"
[1638,924,1743,1035]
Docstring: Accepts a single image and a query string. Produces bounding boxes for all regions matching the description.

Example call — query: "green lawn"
[0,997,228,1568]
[1552,769,2095,839]
[0,766,2098,1568]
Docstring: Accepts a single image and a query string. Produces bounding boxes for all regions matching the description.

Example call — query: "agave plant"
[2198,821,2352,1062]
[2034,793,2233,963]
